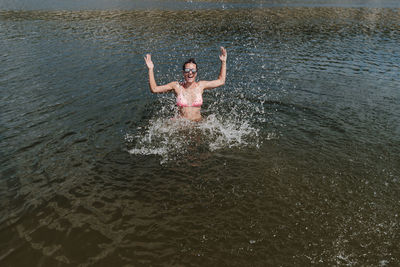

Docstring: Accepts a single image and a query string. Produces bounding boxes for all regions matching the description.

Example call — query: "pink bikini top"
[176,84,203,107]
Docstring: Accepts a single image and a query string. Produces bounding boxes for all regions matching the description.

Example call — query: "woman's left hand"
[219,47,227,62]
[144,54,154,69]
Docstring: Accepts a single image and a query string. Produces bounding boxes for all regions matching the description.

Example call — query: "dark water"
[1,1,400,266]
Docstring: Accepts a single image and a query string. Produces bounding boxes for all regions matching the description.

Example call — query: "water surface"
[1,2,400,266]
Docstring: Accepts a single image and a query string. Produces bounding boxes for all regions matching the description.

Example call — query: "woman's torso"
[175,82,204,121]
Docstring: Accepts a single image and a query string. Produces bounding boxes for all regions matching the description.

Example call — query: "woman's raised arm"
[201,47,227,90]
[144,54,176,94]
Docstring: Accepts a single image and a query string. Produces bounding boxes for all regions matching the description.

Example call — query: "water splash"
[125,112,261,164]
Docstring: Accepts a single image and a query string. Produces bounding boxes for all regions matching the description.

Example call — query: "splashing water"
[124,74,281,164]
[125,112,261,164]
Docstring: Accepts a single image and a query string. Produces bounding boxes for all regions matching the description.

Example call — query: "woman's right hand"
[144,54,154,69]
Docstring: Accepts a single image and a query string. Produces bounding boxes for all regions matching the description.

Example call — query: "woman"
[144,47,227,121]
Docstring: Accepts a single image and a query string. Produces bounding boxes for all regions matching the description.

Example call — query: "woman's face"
[183,63,197,83]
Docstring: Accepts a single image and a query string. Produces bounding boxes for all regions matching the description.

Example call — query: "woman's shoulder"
[168,81,182,93]
[167,81,180,88]
[197,80,208,89]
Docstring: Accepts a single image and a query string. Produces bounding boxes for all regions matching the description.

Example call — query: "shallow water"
[1,2,400,266]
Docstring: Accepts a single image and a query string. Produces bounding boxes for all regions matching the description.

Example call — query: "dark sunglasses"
[184,68,197,73]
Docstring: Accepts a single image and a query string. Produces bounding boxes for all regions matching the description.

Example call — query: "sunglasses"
[184,68,197,73]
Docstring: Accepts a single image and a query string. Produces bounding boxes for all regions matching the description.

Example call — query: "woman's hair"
[182,58,198,71]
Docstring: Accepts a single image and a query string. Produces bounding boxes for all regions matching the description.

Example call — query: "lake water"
[1,0,400,266]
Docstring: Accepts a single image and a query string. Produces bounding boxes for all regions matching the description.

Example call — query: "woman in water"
[144,47,227,121]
